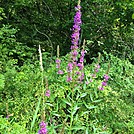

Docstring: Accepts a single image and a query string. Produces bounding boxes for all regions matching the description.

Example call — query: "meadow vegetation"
[0,0,134,133]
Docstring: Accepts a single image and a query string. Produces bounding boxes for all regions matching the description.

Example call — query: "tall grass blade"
[30,96,41,130]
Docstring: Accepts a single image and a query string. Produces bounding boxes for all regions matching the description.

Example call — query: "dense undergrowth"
[0,0,134,133]
[0,51,134,133]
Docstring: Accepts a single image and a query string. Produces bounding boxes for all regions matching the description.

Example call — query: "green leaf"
[71,126,85,130]
[30,96,41,130]
[93,99,102,103]
[83,101,97,110]
[61,98,72,106]
[72,105,80,116]
[46,103,53,107]
[80,93,87,98]
[132,13,134,19]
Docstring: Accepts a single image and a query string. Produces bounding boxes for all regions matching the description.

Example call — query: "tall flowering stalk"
[37,45,49,133]
[99,63,110,90]
[67,0,82,82]
[68,1,82,133]
[99,74,109,90]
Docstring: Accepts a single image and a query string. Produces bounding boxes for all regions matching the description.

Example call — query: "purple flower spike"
[45,90,50,97]
[67,3,82,83]
[38,121,47,134]
[71,5,82,47]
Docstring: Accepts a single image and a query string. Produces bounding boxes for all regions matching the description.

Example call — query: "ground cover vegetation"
[0,0,134,133]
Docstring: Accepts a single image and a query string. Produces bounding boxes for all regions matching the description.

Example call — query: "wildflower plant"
[66,0,83,84]
[36,0,111,133]
[53,0,111,133]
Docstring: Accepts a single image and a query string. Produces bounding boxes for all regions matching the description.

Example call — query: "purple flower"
[102,81,107,86]
[67,63,73,72]
[104,74,109,81]
[67,76,72,82]
[57,70,64,74]
[6,116,9,119]
[40,122,47,128]
[71,32,80,40]
[95,64,100,69]
[45,90,50,97]
[74,11,82,25]
[72,24,80,31]
[38,128,47,134]
[56,59,61,63]
[95,69,99,72]
[76,71,80,75]
[72,50,78,57]
[75,5,81,10]
[90,79,93,82]
[80,56,84,63]
[77,63,83,70]
[56,64,60,69]
[94,64,100,73]
[67,4,82,83]
[81,50,86,57]
[85,81,89,84]
[99,86,104,90]
[71,45,78,50]
[80,72,84,81]
[56,59,61,69]
[99,74,109,90]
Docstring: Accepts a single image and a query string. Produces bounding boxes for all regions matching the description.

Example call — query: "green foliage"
[0,52,134,133]
[0,24,36,67]
[1,0,133,60]
[0,0,134,133]
[82,0,134,61]
[0,116,34,134]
